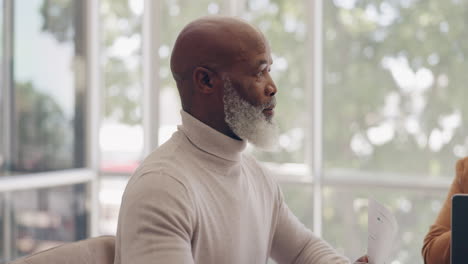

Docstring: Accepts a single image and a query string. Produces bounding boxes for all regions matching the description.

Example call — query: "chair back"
[9,236,115,264]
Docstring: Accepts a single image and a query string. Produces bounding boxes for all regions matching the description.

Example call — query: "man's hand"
[354,255,369,263]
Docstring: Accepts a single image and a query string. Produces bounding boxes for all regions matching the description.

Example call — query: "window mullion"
[2,0,13,174]
[86,0,101,237]
[306,0,324,237]
[143,0,161,155]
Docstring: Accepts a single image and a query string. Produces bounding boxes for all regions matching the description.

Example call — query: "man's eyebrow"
[256,59,273,70]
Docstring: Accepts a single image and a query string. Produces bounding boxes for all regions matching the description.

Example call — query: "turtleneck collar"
[178,110,247,162]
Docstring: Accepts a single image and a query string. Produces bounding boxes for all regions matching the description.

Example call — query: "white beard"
[223,76,279,150]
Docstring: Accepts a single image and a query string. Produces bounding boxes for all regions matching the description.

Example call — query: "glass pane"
[266,182,313,264]
[280,182,314,229]
[100,0,144,174]
[0,0,4,176]
[158,0,224,145]
[99,176,127,235]
[323,0,468,177]
[322,185,445,263]
[0,195,4,263]
[241,0,307,163]
[10,184,88,260]
[12,0,86,172]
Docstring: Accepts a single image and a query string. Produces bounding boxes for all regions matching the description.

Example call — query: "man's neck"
[185,108,241,141]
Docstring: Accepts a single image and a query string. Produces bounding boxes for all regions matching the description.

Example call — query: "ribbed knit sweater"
[114,111,349,264]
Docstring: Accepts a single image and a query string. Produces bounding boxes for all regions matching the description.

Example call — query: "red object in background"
[100,161,140,174]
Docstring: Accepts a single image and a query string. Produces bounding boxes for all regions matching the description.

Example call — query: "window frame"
[0,0,453,261]
[100,0,455,246]
[0,0,101,262]
[129,0,456,239]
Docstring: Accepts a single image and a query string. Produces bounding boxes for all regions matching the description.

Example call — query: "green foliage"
[40,0,74,42]
[101,0,143,125]
[101,0,468,172]
[323,0,468,177]
[14,82,73,171]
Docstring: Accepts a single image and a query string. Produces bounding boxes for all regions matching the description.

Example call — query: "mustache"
[261,96,276,109]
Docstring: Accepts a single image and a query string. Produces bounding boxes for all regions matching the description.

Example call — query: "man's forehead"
[236,37,272,63]
[251,36,272,65]
[228,51,272,73]
[252,51,273,68]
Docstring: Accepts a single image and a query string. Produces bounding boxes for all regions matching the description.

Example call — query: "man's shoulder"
[121,166,193,212]
[117,165,196,230]
[142,132,183,164]
[135,131,192,176]
[123,132,194,196]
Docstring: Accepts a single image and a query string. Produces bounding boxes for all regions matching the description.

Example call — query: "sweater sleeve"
[116,172,195,264]
[422,157,468,264]
[270,185,350,264]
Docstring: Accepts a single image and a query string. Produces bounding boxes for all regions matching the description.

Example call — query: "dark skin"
[170,16,276,140]
[170,15,368,263]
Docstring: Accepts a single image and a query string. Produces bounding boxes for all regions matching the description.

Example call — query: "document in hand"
[367,199,398,264]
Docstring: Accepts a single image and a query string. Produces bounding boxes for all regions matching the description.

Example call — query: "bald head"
[170,16,267,110]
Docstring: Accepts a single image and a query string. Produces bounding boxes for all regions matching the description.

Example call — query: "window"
[0,0,4,176]
[281,182,314,229]
[95,1,468,263]
[323,186,444,261]
[10,184,88,259]
[323,0,468,177]
[0,195,4,261]
[100,0,144,174]
[0,0,460,263]
[322,1,468,262]
[12,0,87,172]
[1,0,93,262]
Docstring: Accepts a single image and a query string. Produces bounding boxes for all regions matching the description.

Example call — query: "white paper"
[367,199,398,264]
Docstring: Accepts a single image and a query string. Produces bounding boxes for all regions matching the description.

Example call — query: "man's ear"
[193,66,219,94]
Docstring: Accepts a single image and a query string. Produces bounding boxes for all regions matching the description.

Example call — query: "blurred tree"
[13,81,73,171]
[96,0,468,173]
[38,0,87,168]
[40,0,74,42]
[101,0,143,125]
[10,0,85,171]
[323,0,468,177]
[321,1,468,263]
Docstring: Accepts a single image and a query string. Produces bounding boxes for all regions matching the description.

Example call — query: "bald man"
[114,16,367,264]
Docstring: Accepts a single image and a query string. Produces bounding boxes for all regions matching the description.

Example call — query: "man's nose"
[265,78,277,97]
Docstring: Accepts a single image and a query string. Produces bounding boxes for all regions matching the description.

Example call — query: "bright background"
[2,0,468,263]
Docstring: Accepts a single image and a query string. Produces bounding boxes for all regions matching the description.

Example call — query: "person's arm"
[270,185,350,264]
[422,157,468,264]
[117,172,195,264]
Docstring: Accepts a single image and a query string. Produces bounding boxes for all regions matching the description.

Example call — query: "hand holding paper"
[367,199,398,264]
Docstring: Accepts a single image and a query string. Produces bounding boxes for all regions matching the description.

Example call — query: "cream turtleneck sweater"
[114,111,349,264]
